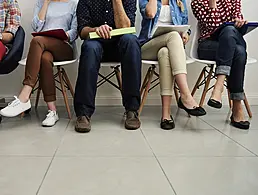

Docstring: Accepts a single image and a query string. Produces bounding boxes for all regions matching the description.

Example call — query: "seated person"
[0,0,21,61]
[74,0,142,133]
[0,0,78,127]
[139,0,206,130]
[191,0,250,130]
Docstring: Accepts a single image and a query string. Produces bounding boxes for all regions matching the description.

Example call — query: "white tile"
[56,129,153,157]
[0,128,64,156]
[142,128,253,157]
[222,129,258,155]
[159,157,258,195]
[0,157,51,195]
[38,157,175,195]
[200,111,258,131]
[0,119,69,132]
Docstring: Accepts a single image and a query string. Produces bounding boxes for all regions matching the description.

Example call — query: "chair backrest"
[190,23,200,60]
[0,26,25,74]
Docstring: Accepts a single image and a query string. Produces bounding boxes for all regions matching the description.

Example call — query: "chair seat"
[101,62,121,67]
[142,60,159,65]
[247,57,257,64]
[193,58,215,65]
[186,56,195,64]
[193,57,257,66]
[19,58,78,67]
[142,56,194,66]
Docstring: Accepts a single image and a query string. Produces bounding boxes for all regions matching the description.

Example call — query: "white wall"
[1,0,258,106]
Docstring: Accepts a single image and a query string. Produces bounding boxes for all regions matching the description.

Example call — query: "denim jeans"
[198,26,247,100]
[74,34,142,117]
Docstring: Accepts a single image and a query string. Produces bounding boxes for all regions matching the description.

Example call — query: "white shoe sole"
[42,119,59,127]
[0,105,31,117]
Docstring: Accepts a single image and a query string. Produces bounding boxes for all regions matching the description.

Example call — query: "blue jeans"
[74,34,142,117]
[198,26,247,100]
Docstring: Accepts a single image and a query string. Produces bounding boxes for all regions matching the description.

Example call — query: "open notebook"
[89,27,136,39]
[32,29,68,40]
[151,25,190,38]
[224,22,258,35]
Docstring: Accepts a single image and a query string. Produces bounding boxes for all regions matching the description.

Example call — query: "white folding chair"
[98,62,122,92]
[190,24,257,118]
[139,56,194,115]
[19,44,79,119]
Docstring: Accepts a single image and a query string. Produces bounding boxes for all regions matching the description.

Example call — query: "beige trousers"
[141,31,187,96]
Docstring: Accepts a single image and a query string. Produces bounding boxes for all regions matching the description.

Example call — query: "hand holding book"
[95,25,113,39]
[234,18,248,28]
[89,27,136,39]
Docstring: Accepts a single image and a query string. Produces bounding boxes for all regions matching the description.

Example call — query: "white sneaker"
[42,110,59,127]
[0,96,31,117]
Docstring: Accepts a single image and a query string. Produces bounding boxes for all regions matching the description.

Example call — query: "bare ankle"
[18,96,29,103]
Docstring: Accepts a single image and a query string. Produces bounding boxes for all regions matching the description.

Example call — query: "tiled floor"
[0,106,258,195]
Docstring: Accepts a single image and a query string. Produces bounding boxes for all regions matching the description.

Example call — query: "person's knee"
[220,26,238,39]
[30,36,45,46]
[167,31,182,42]
[158,47,169,58]
[81,40,102,55]
[235,45,247,64]
[41,52,53,65]
[120,34,139,46]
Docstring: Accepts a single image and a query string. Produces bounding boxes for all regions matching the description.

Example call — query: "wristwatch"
[0,33,3,41]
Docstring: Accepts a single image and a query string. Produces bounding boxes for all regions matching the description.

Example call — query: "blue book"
[224,22,258,35]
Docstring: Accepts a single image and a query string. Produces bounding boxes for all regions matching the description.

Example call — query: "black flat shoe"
[178,97,206,116]
[207,99,222,109]
[230,115,250,130]
[160,115,175,130]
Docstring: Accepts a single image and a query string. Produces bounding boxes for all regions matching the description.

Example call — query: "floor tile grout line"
[199,118,258,157]
[36,118,72,195]
[139,127,178,195]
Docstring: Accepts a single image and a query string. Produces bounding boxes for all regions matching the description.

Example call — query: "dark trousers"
[198,26,247,100]
[74,34,142,117]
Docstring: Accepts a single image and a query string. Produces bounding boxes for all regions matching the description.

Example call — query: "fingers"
[235,18,246,28]
[181,33,189,44]
[96,25,112,39]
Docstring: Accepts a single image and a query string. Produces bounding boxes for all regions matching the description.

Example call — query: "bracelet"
[187,29,191,36]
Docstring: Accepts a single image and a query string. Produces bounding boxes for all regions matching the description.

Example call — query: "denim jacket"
[138,0,189,44]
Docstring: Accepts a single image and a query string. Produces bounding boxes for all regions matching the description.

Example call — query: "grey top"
[32,0,78,43]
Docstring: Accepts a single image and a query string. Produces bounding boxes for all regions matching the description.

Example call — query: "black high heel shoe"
[230,115,250,130]
[178,97,206,116]
[208,99,222,109]
[160,115,175,130]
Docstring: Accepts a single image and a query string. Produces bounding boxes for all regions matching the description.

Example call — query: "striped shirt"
[0,0,21,35]
[191,0,243,39]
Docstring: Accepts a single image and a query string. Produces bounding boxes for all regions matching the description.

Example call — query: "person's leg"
[74,40,103,118]
[117,34,141,130]
[198,38,223,102]
[212,26,244,102]
[40,51,59,127]
[20,37,74,103]
[117,34,141,112]
[39,51,56,110]
[157,47,173,120]
[142,32,204,118]
[164,32,199,109]
[0,37,73,117]
[228,45,247,122]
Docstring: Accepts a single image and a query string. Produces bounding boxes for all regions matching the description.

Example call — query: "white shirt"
[157,5,172,26]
